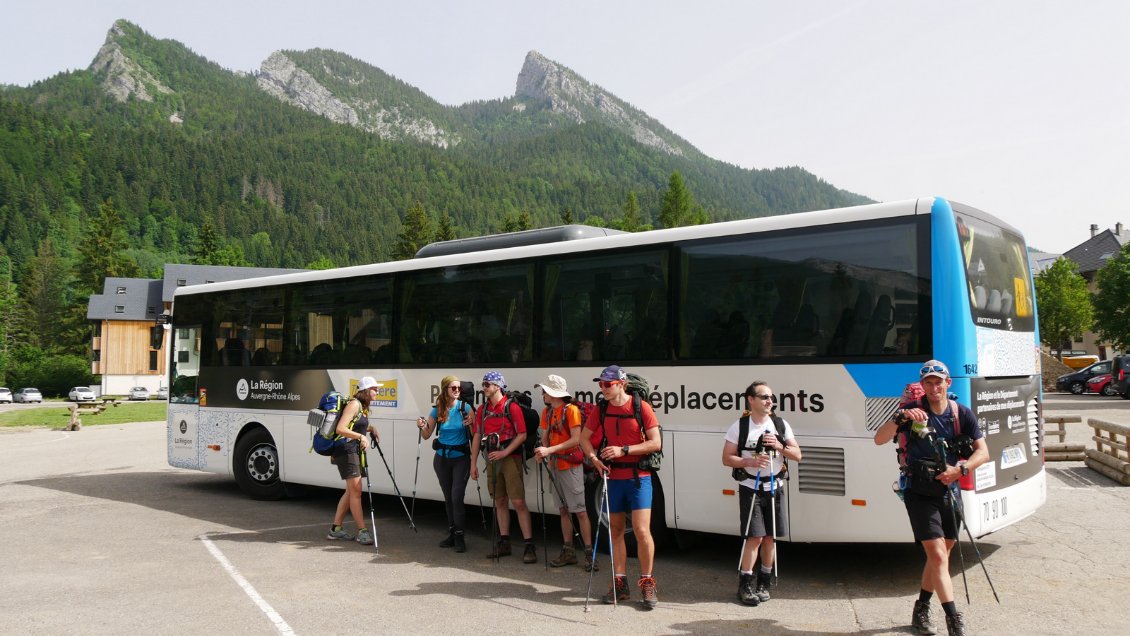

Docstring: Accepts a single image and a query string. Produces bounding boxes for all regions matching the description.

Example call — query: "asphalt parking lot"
[1,398,1128,635]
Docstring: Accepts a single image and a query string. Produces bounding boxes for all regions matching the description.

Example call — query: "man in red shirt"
[470,371,536,563]
[579,365,663,609]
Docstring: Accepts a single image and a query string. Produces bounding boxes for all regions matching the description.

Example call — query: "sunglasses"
[448,385,461,392]
[752,393,775,402]
[920,365,948,376]
[598,380,621,389]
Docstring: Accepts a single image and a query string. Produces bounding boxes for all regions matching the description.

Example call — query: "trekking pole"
[583,475,603,613]
[474,456,487,535]
[486,433,500,563]
[949,484,969,603]
[538,459,548,570]
[372,438,417,532]
[602,470,616,608]
[543,462,580,547]
[361,449,379,552]
[956,484,1001,603]
[410,424,423,526]
[770,452,779,581]
[737,470,762,571]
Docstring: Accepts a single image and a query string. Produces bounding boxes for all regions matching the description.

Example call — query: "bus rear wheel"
[233,427,287,500]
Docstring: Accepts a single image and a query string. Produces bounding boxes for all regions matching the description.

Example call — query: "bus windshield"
[956,213,1035,332]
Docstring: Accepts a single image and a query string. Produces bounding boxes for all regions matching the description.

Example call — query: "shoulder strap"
[771,415,786,440]
[738,414,751,451]
[950,400,961,436]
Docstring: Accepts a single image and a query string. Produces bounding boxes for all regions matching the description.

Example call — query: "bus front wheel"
[233,427,287,500]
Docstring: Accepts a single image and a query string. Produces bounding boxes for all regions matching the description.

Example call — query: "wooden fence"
[1044,415,1085,461]
[1084,418,1130,486]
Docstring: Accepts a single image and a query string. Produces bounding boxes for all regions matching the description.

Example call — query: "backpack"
[308,390,354,456]
[731,412,787,482]
[597,372,663,473]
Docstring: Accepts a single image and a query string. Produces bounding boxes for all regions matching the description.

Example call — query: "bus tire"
[233,426,287,500]
[584,471,669,557]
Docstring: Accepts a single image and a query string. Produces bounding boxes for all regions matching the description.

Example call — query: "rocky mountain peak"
[88,20,174,103]
[515,50,686,157]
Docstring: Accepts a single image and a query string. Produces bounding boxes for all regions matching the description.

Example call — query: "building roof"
[1028,249,1061,276]
[160,264,305,302]
[1063,226,1130,274]
[87,278,163,320]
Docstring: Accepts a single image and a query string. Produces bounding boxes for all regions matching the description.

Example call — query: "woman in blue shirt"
[418,375,473,553]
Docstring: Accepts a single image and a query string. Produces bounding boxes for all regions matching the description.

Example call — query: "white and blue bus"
[167,197,1044,542]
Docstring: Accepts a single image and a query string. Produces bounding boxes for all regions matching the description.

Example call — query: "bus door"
[168,324,204,470]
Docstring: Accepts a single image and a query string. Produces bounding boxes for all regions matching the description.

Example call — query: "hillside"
[0,19,869,277]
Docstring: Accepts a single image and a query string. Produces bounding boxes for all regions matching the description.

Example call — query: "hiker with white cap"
[327,376,383,545]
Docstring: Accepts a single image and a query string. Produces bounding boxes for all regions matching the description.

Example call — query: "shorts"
[548,464,586,513]
[487,454,524,500]
[904,491,960,542]
[606,476,652,514]
[738,484,786,537]
[332,450,365,480]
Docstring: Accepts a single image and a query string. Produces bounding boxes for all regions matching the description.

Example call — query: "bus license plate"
[983,495,1008,524]
[1000,444,1027,469]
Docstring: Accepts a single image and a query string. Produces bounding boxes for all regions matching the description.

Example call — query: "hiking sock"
[918,589,933,604]
[332,524,343,532]
[942,601,958,617]
[760,565,772,575]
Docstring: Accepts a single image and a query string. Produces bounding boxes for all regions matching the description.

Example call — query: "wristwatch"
[959,461,969,477]
[622,445,631,457]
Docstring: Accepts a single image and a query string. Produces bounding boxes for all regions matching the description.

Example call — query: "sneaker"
[453,531,466,553]
[439,528,456,548]
[582,547,599,572]
[638,576,658,609]
[522,542,538,564]
[485,539,511,559]
[944,612,966,636]
[355,528,373,545]
[911,600,936,635]
[602,576,629,604]
[326,526,354,541]
[754,570,772,602]
[549,546,577,567]
[738,573,759,606]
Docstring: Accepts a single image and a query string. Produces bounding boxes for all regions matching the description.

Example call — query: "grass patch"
[0,402,168,428]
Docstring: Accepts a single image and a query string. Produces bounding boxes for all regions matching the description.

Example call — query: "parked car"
[13,388,43,403]
[1085,373,1118,396]
[1055,360,1111,394]
[0,387,11,403]
[68,386,96,402]
[156,386,169,400]
[1111,355,1130,400]
[128,386,150,401]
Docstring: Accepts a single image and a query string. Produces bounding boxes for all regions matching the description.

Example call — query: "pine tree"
[17,239,72,351]
[615,191,652,232]
[193,218,222,265]
[560,207,575,225]
[436,210,456,242]
[76,199,140,294]
[659,171,696,229]
[393,201,433,260]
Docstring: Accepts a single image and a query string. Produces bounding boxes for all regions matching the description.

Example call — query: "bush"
[7,347,93,397]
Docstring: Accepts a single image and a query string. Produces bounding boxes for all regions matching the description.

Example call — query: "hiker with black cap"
[579,364,662,609]
[533,374,594,569]
[469,371,537,563]
[873,360,989,636]
[326,376,382,546]
[722,381,802,606]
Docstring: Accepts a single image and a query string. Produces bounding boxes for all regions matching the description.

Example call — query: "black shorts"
[904,491,960,542]
[332,450,365,480]
[738,485,786,538]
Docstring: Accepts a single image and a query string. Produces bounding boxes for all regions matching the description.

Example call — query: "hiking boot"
[326,526,354,541]
[638,576,658,609]
[738,573,759,606]
[945,612,966,636]
[602,576,629,604]
[754,570,772,602]
[355,528,373,545]
[582,547,599,572]
[522,542,538,564]
[549,545,577,567]
[911,600,936,635]
[453,531,466,553]
[485,538,511,558]
[439,527,456,548]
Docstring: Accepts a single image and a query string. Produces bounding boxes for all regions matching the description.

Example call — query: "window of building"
[114,305,125,314]
[149,350,159,371]
[116,286,127,294]
[177,279,187,286]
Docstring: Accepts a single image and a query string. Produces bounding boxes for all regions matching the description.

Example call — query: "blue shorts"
[606,476,652,514]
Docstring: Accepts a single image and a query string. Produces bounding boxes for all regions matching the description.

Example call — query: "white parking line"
[199,534,296,635]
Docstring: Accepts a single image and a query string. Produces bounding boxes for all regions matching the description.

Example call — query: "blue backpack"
[308,391,352,456]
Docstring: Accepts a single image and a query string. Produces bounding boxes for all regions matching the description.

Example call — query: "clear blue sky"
[1,0,1124,254]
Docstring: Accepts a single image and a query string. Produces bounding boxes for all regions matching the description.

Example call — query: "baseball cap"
[483,371,507,390]
[593,364,627,383]
[357,376,382,391]
[535,374,569,398]
[919,360,950,380]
